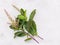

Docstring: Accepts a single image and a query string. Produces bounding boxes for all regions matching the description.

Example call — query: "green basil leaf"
[17,15,26,20]
[25,20,37,36]
[28,25,37,36]
[32,20,37,35]
[28,26,34,35]
[14,31,26,38]
[20,8,26,17]
[25,38,32,41]
[29,9,36,20]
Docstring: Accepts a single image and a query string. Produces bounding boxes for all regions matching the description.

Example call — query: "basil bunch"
[10,9,38,40]
[4,5,43,44]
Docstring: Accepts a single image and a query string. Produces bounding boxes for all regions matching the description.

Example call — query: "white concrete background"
[0,0,60,45]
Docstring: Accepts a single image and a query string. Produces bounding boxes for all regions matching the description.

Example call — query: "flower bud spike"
[12,5,20,12]
[4,9,15,23]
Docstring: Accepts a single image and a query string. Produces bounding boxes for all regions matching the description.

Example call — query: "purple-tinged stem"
[22,28,39,44]
[26,33,39,44]
[38,35,44,40]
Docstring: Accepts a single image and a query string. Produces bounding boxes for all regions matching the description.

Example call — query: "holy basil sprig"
[4,5,43,44]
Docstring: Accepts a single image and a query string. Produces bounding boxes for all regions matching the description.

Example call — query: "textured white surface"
[0,0,60,45]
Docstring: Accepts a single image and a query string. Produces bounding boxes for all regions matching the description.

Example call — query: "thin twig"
[12,5,20,12]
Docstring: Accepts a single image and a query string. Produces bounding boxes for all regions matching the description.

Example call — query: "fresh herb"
[4,5,43,44]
